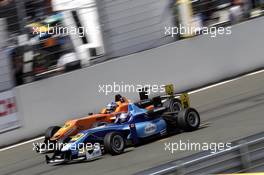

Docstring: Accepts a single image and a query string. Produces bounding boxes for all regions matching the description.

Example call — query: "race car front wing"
[45,147,102,164]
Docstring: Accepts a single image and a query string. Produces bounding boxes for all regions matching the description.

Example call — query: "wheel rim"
[187,112,199,127]
[112,135,124,152]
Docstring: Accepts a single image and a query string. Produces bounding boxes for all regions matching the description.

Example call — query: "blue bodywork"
[61,103,167,158]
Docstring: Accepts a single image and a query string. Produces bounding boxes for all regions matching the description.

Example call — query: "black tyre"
[104,132,125,155]
[45,126,61,140]
[162,114,178,127]
[164,98,182,113]
[177,108,200,131]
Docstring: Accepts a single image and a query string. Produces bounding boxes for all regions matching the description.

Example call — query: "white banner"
[0,90,20,133]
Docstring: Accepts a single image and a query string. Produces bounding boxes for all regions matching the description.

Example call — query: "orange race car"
[35,94,156,153]
[49,95,133,142]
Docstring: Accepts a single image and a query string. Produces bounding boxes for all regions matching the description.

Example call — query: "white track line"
[189,69,264,94]
[1,69,264,153]
[0,136,44,152]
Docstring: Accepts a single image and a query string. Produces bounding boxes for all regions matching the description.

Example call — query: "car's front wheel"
[104,132,125,155]
[45,126,61,140]
[44,126,61,149]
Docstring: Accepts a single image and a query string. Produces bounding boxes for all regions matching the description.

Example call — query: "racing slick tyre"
[164,98,182,113]
[45,126,61,140]
[104,132,125,155]
[177,108,200,131]
[43,126,61,151]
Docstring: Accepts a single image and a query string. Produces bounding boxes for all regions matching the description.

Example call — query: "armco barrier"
[0,17,264,147]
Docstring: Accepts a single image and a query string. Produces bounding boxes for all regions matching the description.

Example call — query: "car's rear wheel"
[104,132,125,155]
[177,108,200,131]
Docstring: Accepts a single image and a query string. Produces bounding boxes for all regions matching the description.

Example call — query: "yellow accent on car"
[165,84,174,96]
[71,133,84,141]
[180,93,190,108]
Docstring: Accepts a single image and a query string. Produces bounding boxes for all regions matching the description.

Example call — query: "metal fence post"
[173,161,185,175]
[239,141,251,171]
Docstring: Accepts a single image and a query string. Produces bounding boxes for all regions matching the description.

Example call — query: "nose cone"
[50,131,62,141]
[51,119,80,142]
[50,126,72,141]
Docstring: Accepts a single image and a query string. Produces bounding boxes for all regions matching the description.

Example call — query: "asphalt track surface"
[1,77,264,175]
[136,131,264,175]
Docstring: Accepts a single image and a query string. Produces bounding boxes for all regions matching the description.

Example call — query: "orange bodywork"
[50,113,118,141]
[50,97,144,141]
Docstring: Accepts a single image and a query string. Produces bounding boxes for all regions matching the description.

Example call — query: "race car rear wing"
[138,84,191,109]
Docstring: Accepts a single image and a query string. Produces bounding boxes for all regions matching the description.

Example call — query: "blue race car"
[46,101,200,164]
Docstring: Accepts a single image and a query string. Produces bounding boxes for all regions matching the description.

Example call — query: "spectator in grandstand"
[11,48,24,86]
[242,0,253,17]
[234,0,254,18]
[201,0,216,25]
[229,0,244,23]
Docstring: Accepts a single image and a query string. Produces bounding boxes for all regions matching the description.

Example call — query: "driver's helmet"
[119,113,129,123]
[106,102,117,113]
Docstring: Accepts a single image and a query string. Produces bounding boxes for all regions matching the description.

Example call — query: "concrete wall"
[0,16,264,147]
